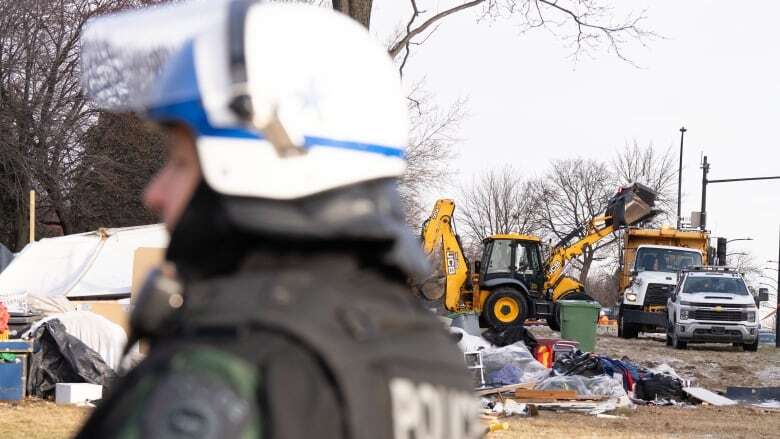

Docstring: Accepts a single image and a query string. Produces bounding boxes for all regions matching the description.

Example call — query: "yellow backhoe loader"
[417,183,658,331]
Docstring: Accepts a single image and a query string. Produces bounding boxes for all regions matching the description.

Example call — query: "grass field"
[0,401,88,439]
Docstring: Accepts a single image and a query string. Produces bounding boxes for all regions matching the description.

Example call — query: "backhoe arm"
[419,199,469,311]
[542,182,659,299]
[544,216,616,294]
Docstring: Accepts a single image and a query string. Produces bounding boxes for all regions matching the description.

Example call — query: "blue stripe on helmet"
[303,136,404,158]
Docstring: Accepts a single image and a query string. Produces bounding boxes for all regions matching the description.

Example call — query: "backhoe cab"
[477,234,546,328]
[417,183,658,331]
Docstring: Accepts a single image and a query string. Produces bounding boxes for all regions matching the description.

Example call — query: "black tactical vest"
[178,257,483,439]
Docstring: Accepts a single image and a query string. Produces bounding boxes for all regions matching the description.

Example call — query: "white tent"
[0,225,168,301]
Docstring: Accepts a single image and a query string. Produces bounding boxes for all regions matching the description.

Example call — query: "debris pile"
[451,319,780,429]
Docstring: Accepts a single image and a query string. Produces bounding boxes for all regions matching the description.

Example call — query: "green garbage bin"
[559,300,601,353]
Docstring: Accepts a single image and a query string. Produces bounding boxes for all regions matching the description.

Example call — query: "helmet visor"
[80,0,230,111]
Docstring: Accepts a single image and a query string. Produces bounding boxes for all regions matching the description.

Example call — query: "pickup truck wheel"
[672,327,687,350]
[618,306,639,339]
[743,340,759,352]
[483,287,529,329]
[666,331,673,346]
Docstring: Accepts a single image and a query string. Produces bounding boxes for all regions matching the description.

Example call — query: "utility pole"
[700,156,709,230]
[776,224,779,348]
[677,127,686,229]
[699,156,780,231]
[29,190,35,243]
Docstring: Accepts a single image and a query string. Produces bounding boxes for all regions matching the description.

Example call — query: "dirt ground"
[489,405,780,439]
[1,330,778,439]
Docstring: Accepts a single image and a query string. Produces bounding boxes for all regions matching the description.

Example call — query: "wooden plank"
[683,387,737,406]
[474,382,536,396]
[512,395,609,403]
[515,389,578,400]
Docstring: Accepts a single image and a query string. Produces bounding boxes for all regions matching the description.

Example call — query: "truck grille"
[645,283,674,306]
[691,310,744,322]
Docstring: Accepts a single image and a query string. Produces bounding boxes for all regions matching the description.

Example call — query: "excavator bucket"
[605,182,659,228]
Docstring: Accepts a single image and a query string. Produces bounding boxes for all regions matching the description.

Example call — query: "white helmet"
[81,0,407,200]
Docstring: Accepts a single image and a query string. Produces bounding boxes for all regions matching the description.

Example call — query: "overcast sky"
[373,0,780,282]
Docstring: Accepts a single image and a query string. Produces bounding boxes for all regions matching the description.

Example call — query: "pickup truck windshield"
[683,276,749,295]
[635,248,702,273]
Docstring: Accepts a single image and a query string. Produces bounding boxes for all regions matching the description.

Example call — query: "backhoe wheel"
[483,287,529,329]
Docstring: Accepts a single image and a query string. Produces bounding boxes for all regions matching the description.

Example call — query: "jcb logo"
[390,378,481,439]
[446,251,457,275]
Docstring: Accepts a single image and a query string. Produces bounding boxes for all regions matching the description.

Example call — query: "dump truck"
[617,226,710,338]
[418,183,658,331]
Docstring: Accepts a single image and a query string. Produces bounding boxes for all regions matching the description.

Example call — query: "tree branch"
[388,0,485,59]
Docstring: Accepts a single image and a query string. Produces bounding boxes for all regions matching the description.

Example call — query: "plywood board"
[683,387,737,406]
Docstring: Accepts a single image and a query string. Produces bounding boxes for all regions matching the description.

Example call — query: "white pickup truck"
[666,266,760,351]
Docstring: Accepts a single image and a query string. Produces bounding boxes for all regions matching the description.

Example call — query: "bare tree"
[729,251,763,283]
[585,266,620,306]
[377,1,655,74]
[332,0,373,28]
[0,0,163,250]
[457,166,539,249]
[531,158,615,282]
[612,141,677,223]
[400,84,465,226]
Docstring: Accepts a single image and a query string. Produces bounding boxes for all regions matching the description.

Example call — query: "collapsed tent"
[26,311,128,370]
[27,319,116,398]
[0,225,167,304]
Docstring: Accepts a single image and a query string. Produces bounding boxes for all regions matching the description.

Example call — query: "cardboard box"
[72,301,131,332]
[131,247,165,302]
[55,383,103,405]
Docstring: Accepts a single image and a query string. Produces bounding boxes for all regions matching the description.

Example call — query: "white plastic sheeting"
[0,225,167,300]
[449,327,494,352]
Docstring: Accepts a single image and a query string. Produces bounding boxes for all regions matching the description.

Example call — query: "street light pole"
[698,156,780,231]
[677,127,686,229]
[700,156,709,231]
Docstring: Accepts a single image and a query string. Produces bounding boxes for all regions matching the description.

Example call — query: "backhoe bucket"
[605,182,658,227]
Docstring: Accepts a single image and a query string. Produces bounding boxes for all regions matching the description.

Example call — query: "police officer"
[76,1,480,438]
